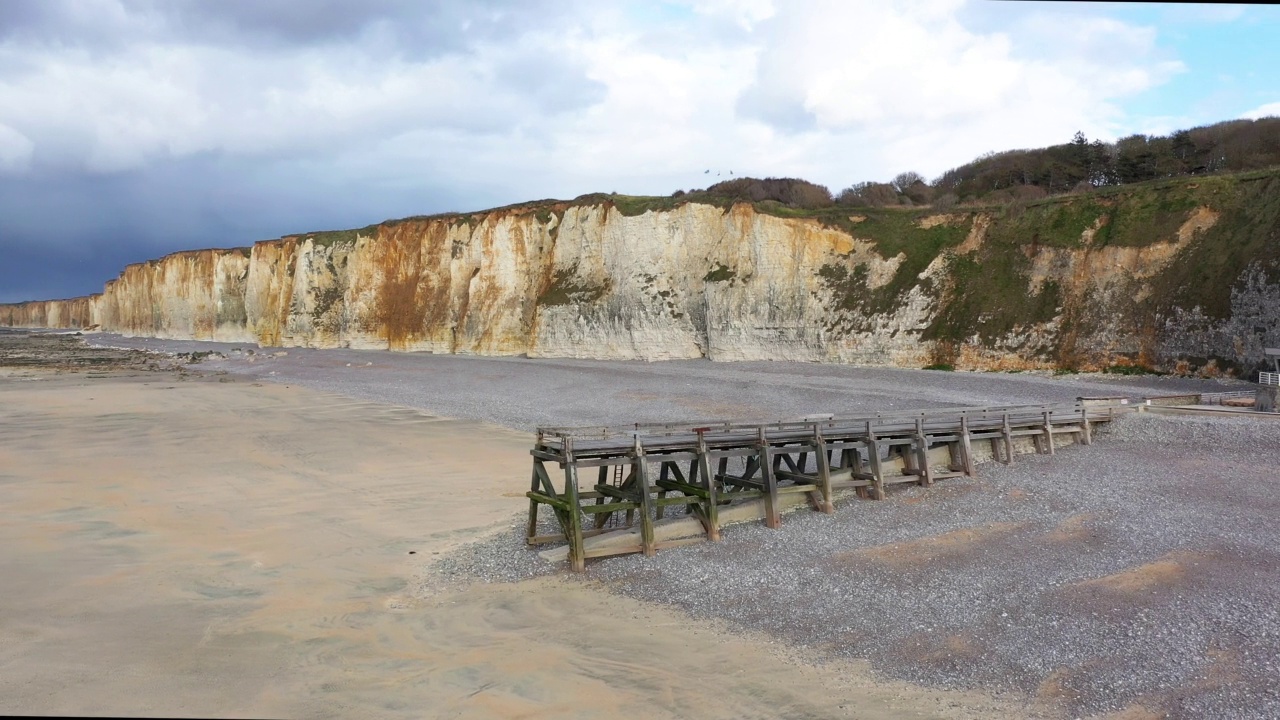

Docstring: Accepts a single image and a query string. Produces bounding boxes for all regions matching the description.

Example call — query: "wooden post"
[813,425,834,513]
[1079,406,1092,445]
[563,438,585,572]
[526,459,542,541]
[959,415,976,477]
[901,439,918,476]
[633,436,656,556]
[696,429,720,541]
[850,446,869,499]
[947,440,961,472]
[593,465,610,529]
[914,417,933,487]
[866,422,886,500]
[621,465,636,528]
[758,427,780,528]
[656,462,669,520]
[527,431,547,541]
[1000,414,1014,465]
[1042,410,1055,455]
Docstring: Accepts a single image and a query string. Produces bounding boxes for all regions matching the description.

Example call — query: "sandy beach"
[0,342,1048,719]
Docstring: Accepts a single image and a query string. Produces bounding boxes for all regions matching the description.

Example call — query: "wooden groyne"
[527,400,1137,571]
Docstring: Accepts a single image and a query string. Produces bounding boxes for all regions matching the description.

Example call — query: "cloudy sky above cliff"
[1,0,1278,303]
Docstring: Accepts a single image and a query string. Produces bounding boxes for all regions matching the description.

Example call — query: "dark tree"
[706,177,833,208]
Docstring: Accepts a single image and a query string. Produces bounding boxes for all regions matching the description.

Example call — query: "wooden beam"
[1000,414,1014,465]
[867,423,886,500]
[592,465,612,529]
[526,459,543,542]
[653,495,702,507]
[580,501,639,514]
[563,439,585,572]
[654,477,710,498]
[774,469,817,484]
[593,483,637,501]
[721,474,765,490]
[914,418,933,487]
[526,490,572,511]
[525,526,612,545]
[656,462,670,521]
[758,427,781,528]
[633,437,656,556]
[848,446,869,499]
[696,430,720,541]
[959,415,976,477]
[814,426,834,513]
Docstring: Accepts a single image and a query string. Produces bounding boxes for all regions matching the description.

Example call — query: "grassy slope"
[807,168,1279,366]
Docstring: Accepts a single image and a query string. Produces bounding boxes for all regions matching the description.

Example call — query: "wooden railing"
[527,399,1137,570]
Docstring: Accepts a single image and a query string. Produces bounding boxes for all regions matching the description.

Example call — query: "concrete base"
[1258,385,1280,413]
[1145,403,1280,419]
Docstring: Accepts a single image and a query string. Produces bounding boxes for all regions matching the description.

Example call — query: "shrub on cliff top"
[704,177,834,209]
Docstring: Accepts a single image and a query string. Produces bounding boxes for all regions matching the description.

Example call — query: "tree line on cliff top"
[674,116,1280,210]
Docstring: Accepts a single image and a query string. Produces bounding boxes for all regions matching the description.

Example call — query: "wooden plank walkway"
[527,400,1136,571]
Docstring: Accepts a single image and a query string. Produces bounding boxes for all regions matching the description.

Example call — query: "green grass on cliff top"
[294,166,1280,246]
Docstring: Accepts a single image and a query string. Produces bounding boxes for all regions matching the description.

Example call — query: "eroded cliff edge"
[5,170,1279,374]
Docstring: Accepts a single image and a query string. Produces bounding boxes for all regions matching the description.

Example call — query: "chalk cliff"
[4,170,1279,374]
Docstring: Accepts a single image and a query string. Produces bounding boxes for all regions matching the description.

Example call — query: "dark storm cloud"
[0,0,62,35]
[0,0,580,56]
[0,151,491,304]
[162,0,570,50]
[159,0,445,46]
[0,0,604,303]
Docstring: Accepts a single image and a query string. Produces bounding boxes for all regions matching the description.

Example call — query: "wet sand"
[0,366,1046,719]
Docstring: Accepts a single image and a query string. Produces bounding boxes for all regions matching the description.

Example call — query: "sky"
[1,0,1278,303]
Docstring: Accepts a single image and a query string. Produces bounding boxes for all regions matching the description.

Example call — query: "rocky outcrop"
[4,171,1279,374]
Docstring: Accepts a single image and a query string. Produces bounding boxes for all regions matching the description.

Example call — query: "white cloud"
[728,0,1185,185]
[0,122,34,173]
[1243,102,1280,120]
[0,0,1189,195]
[691,0,775,30]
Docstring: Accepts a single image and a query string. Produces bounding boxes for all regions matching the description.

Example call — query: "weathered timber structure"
[527,400,1137,571]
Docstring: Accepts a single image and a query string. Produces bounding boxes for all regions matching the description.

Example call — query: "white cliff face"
[91,249,254,343]
[4,195,1275,374]
[527,204,950,364]
[216,202,941,363]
